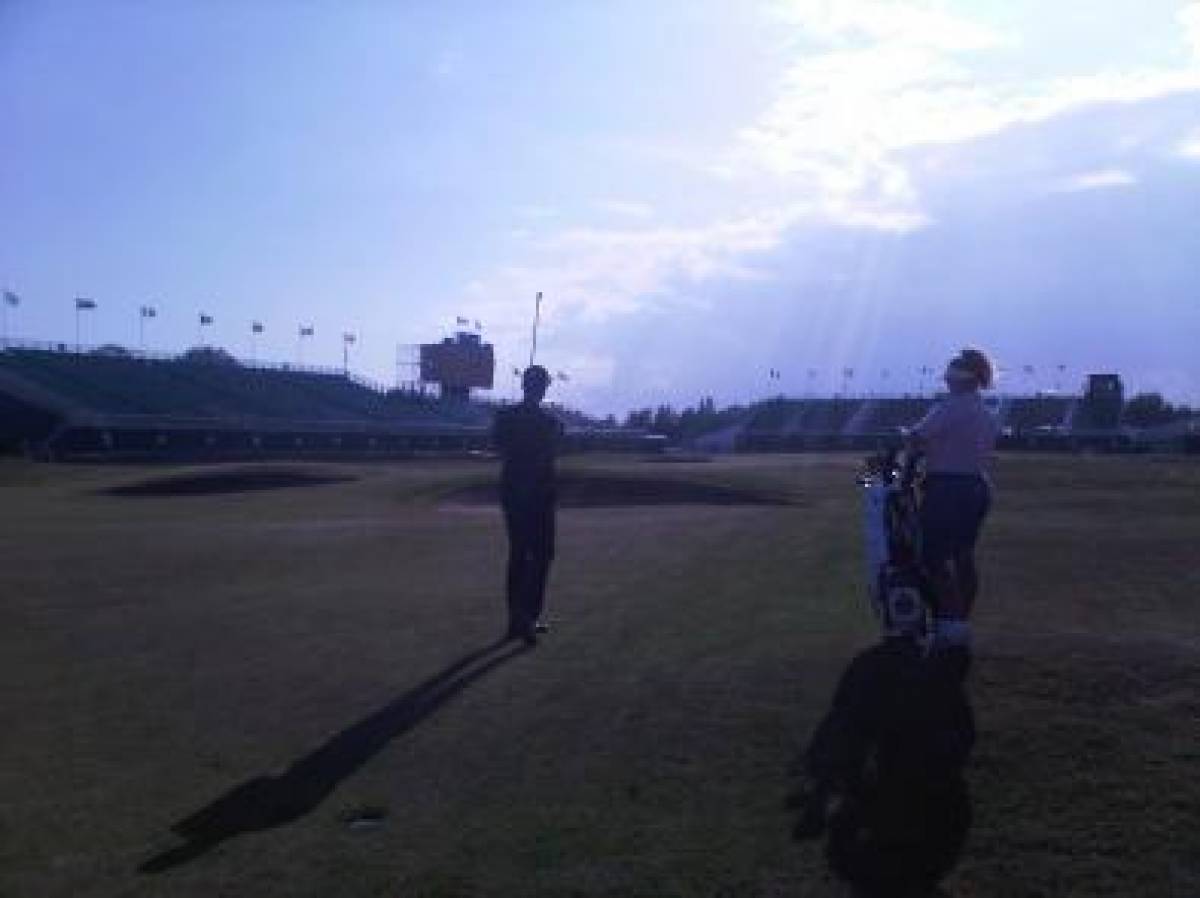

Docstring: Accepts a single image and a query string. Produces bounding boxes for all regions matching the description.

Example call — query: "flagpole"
[529,291,542,367]
[297,327,311,367]
[0,291,10,343]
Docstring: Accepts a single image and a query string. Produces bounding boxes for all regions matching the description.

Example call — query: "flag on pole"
[141,306,157,318]
[343,333,356,344]
[252,322,264,333]
[199,313,213,325]
[75,297,96,310]
[299,326,314,337]
[3,290,18,307]
[456,316,469,326]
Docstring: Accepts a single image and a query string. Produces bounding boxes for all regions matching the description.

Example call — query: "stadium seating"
[744,398,796,433]
[1002,395,1072,433]
[0,348,492,427]
[798,398,860,434]
[852,398,935,434]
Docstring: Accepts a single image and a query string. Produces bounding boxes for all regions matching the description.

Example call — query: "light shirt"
[911,392,998,474]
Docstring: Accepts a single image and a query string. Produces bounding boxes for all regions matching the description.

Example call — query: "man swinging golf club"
[492,364,562,645]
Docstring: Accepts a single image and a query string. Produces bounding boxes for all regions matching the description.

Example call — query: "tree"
[624,408,652,429]
[1122,393,1192,428]
[91,344,132,357]
[181,346,239,366]
[651,404,679,436]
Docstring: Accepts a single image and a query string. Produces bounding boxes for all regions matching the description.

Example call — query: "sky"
[1,0,1198,414]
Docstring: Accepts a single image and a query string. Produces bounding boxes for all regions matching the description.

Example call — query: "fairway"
[2,453,1198,897]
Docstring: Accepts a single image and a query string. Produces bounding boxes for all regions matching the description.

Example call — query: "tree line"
[618,393,1195,437]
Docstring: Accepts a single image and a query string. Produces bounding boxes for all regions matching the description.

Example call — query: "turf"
[0,453,1197,897]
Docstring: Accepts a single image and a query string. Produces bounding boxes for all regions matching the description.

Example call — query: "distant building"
[1078,373,1123,430]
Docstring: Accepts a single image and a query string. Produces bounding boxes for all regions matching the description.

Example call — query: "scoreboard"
[419,334,495,390]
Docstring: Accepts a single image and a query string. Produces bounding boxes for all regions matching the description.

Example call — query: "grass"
[0,452,1197,897]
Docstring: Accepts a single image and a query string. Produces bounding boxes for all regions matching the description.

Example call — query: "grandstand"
[740,397,869,449]
[0,341,672,461]
[0,342,495,460]
[1000,394,1075,434]
[0,343,1174,458]
[849,397,935,434]
[717,384,1148,452]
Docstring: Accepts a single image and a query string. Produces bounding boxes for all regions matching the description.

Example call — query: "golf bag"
[859,446,935,641]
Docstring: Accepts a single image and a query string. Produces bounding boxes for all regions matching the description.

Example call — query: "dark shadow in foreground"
[140,638,526,874]
[787,640,975,898]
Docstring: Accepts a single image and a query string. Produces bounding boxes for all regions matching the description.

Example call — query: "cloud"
[461,209,795,333]
[431,49,464,81]
[732,0,1200,225]
[457,2,1200,380]
[513,204,558,220]
[594,198,654,219]
[1053,169,1137,192]
[542,351,616,392]
[772,0,1006,52]
[1183,3,1200,59]
[1179,128,1200,160]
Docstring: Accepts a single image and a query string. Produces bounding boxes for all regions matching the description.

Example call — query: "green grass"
[0,453,1198,897]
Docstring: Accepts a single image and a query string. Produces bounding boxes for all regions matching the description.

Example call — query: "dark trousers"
[502,497,555,632]
[920,473,991,618]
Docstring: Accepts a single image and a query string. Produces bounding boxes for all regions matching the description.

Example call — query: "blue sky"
[2,0,1198,413]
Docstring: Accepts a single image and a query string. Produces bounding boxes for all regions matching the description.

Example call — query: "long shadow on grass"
[139,638,527,874]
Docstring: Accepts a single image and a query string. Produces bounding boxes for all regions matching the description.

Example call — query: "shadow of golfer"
[787,641,975,898]
[139,638,526,874]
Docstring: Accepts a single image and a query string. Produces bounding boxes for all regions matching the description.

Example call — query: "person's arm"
[905,402,945,453]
